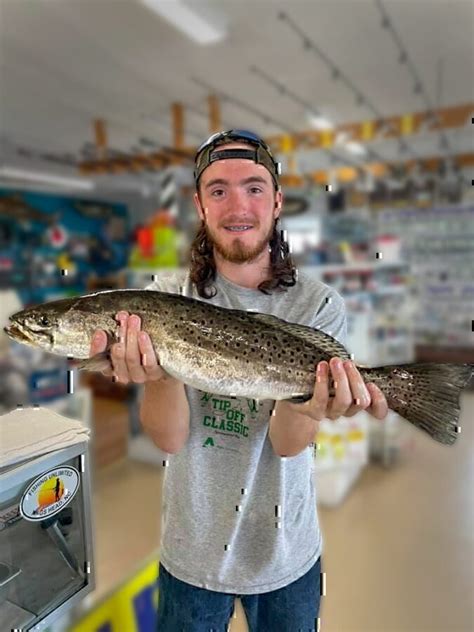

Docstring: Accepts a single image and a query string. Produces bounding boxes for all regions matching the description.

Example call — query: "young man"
[91,130,388,631]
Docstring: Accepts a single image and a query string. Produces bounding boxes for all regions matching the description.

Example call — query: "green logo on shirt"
[247,398,259,414]
[203,437,215,447]
[199,392,251,439]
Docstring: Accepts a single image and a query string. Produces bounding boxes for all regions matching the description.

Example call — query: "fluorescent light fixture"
[140,0,226,45]
[344,142,367,157]
[0,167,95,190]
[307,113,334,130]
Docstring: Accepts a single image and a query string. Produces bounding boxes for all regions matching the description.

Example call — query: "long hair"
[189,217,297,299]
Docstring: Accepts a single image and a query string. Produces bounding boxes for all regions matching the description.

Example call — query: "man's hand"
[293,357,388,422]
[90,311,169,384]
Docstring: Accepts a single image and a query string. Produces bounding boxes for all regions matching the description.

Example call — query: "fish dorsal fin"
[247,311,350,360]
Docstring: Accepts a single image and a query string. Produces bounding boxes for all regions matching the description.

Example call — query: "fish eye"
[39,316,50,327]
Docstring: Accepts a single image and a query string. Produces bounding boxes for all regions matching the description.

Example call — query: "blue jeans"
[156,556,322,632]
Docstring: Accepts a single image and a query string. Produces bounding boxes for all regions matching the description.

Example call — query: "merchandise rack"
[375,205,474,361]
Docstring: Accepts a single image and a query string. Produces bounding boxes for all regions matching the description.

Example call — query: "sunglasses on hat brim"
[194,129,281,187]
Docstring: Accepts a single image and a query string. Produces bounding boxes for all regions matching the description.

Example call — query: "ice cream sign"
[20,467,80,522]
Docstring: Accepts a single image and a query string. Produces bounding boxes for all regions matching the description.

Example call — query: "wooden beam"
[93,119,107,160]
[79,150,474,178]
[78,102,473,176]
[172,103,184,151]
[266,103,473,153]
[278,152,474,187]
[208,95,221,132]
[79,150,174,174]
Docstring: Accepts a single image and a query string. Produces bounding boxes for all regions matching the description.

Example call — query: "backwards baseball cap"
[194,129,281,189]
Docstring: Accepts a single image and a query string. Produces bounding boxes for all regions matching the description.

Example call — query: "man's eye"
[211,189,225,197]
[249,187,263,194]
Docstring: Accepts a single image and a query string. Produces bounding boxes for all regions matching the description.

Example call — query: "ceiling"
[1,0,473,170]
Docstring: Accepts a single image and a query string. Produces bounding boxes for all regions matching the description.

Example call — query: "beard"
[204,220,275,264]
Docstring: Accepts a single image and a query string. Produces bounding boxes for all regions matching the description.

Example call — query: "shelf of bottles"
[301,262,415,367]
[376,205,474,349]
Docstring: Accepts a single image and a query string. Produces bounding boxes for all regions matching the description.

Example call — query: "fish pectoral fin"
[287,394,312,404]
[76,352,111,372]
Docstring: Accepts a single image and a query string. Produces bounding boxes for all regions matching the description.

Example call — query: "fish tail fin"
[76,351,111,372]
[362,363,473,445]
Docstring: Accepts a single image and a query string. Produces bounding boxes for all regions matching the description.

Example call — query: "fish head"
[5,302,65,353]
[4,297,116,358]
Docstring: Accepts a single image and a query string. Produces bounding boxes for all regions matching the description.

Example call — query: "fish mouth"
[4,321,51,348]
[4,322,32,343]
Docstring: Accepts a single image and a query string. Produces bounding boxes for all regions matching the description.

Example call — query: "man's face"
[193,142,282,264]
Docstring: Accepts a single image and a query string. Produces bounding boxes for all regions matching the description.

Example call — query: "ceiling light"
[0,167,95,190]
[307,113,334,130]
[344,142,367,156]
[140,0,226,45]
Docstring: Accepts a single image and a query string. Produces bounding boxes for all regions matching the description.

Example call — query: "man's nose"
[227,187,249,210]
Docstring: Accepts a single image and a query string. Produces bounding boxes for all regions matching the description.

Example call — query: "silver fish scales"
[5,289,473,446]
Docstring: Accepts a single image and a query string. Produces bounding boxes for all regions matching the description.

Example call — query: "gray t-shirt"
[145,269,347,594]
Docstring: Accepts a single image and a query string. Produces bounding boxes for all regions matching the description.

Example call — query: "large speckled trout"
[4,289,473,445]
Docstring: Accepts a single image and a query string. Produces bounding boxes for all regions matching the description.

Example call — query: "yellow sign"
[320,130,333,149]
[361,121,374,141]
[401,114,414,135]
[280,134,294,153]
[71,560,159,632]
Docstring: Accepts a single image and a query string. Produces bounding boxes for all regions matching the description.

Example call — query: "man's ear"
[274,187,283,219]
[193,191,206,221]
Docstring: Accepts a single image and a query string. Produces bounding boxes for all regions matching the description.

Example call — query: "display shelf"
[315,464,365,508]
[415,345,474,365]
[302,264,415,367]
[313,412,370,507]
[376,205,474,349]
[373,285,408,296]
[300,261,408,275]
[304,262,414,478]
[368,411,406,467]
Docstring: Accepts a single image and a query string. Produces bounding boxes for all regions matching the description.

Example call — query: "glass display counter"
[0,441,94,631]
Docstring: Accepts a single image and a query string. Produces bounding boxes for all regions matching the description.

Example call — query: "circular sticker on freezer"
[20,466,80,522]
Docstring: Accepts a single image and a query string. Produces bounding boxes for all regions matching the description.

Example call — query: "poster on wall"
[0,190,130,305]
